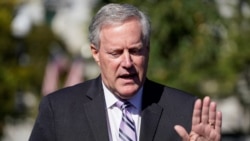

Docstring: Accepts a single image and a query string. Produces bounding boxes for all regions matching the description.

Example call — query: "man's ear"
[90,44,100,65]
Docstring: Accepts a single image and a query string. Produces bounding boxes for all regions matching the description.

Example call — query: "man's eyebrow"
[130,42,143,48]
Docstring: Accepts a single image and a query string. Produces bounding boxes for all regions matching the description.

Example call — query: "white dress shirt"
[103,82,142,141]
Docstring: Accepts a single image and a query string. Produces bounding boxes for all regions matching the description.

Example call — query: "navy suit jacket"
[29,76,196,141]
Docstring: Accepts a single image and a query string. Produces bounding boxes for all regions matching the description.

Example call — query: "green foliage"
[0,0,56,136]
[98,0,250,98]
[0,1,16,136]
[148,1,225,96]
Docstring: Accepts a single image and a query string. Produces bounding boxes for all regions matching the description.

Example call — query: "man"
[29,3,222,141]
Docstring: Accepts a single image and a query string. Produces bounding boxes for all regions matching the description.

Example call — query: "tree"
[0,0,55,136]
[97,0,250,100]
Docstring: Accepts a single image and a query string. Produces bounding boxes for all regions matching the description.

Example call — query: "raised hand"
[174,96,222,141]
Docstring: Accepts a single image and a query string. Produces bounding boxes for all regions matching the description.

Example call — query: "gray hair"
[88,3,151,49]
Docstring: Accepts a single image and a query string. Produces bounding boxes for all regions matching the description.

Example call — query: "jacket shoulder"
[45,77,101,104]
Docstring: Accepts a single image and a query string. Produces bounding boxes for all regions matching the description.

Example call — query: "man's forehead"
[101,17,141,29]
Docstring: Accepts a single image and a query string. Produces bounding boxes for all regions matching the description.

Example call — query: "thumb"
[174,125,189,141]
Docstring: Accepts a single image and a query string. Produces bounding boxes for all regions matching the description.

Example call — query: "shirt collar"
[102,82,143,111]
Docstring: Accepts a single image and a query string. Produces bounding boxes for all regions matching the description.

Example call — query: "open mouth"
[119,73,137,79]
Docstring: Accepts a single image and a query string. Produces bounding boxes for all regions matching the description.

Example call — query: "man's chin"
[116,87,140,99]
[117,94,136,100]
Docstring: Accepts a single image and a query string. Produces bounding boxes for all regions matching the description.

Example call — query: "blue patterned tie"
[116,100,137,141]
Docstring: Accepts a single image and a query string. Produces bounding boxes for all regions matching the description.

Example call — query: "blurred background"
[0,0,250,140]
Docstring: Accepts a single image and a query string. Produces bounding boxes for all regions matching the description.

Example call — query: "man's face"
[91,18,149,99]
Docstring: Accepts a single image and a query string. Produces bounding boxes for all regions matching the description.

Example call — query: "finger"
[201,96,210,124]
[215,112,222,141]
[215,111,222,133]
[208,101,217,128]
[192,99,202,126]
[174,125,189,141]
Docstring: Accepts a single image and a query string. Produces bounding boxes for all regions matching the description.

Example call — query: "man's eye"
[109,51,122,57]
[130,48,142,55]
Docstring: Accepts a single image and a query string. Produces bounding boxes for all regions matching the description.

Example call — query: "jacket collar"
[84,77,164,141]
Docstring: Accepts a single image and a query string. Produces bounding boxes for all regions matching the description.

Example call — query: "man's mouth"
[119,73,137,79]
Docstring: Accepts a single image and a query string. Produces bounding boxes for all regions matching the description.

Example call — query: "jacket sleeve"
[29,96,56,141]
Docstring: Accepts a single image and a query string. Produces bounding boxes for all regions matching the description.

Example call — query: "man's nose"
[121,51,133,68]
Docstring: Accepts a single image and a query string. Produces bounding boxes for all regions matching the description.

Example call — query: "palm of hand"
[175,96,222,141]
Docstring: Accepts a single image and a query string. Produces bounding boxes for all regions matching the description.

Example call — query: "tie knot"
[116,100,132,111]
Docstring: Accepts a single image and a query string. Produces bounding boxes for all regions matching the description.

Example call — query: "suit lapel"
[83,77,110,141]
[139,103,163,141]
[82,78,165,141]
[139,79,165,141]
